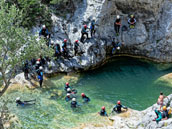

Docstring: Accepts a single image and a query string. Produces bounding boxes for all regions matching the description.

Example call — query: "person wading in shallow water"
[112,100,128,113]
[99,106,108,116]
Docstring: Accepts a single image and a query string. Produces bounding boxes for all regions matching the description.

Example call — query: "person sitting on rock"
[157,92,168,109]
[99,106,108,116]
[114,15,121,36]
[16,97,36,106]
[128,15,136,29]
[153,109,162,123]
[80,25,89,42]
[65,93,72,102]
[90,19,96,37]
[62,39,68,58]
[153,106,169,123]
[74,40,79,56]
[71,98,79,108]
[112,100,128,113]
[81,93,90,103]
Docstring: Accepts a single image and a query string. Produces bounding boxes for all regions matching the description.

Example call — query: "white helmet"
[117,47,120,50]
[42,25,46,28]
[67,88,71,92]
[39,66,43,70]
[117,15,120,19]
[36,61,40,64]
[67,93,70,96]
[72,98,76,101]
[16,97,20,101]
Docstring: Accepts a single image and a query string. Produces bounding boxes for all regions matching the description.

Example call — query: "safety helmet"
[36,61,40,64]
[39,66,43,70]
[163,106,167,111]
[67,93,70,96]
[117,100,121,105]
[42,25,46,28]
[67,88,71,91]
[75,40,79,43]
[16,97,20,101]
[37,58,41,61]
[72,98,76,101]
[81,93,85,97]
[64,39,67,42]
[131,15,134,18]
[117,47,120,50]
[84,25,87,28]
[102,106,105,110]
[117,15,120,19]
[66,82,69,86]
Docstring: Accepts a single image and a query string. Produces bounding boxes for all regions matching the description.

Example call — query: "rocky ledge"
[31,0,172,74]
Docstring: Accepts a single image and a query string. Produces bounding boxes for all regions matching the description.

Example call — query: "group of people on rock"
[153,92,171,123]
[64,82,90,108]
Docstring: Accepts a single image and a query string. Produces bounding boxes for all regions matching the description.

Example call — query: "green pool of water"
[1,57,172,129]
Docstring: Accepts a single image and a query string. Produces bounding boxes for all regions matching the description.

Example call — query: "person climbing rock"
[71,98,78,108]
[37,66,43,87]
[112,101,128,113]
[62,39,68,58]
[39,25,51,46]
[128,15,136,29]
[112,39,122,54]
[65,93,72,102]
[90,19,96,37]
[81,93,90,103]
[99,106,108,116]
[54,43,61,57]
[64,82,71,91]
[157,92,168,109]
[16,97,36,106]
[23,60,29,80]
[80,25,89,43]
[74,40,79,56]
[114,15,121,36]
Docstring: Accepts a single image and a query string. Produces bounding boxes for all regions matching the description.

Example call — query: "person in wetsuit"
[99,106,108,116]
[71,98,78,108]
[16,97,36,106]
[81,93,90,103]
[112,101,128,113]
[65,93,72,102]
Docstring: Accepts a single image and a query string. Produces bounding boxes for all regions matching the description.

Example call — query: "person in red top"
[114,15,121,36]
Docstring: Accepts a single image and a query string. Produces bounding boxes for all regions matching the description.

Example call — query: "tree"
[0,1,54,97]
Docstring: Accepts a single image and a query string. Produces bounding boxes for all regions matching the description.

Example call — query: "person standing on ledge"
[81,25,89,42]
[37,66,44,87]
[114,15,121,36]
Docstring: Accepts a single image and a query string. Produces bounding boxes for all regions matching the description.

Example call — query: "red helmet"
[37,58,41,61]
[102,106,105,110]
[66,82,69,86]
[117,101,121,105]
[81,93,85,97]
[84,25,87,28]
[64,39,67,42]
[75,40,79,43]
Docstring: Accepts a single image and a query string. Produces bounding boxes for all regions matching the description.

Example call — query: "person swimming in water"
[157,92,168,109]
[16,97,36,106]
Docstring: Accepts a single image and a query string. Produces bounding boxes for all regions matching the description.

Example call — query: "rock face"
[31,0,172,74]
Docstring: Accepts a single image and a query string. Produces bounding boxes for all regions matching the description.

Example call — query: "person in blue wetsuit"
[39,25,51,38]
[81,93,90,103]
[112,101,128,113]
[99,106,108,116]
[65,93,72,102]
[37,66,43,87]
[71,98,78,108]
[16,97,36,106]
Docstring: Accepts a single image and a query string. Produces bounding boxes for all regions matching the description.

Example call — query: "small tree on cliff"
[0,1,54,97]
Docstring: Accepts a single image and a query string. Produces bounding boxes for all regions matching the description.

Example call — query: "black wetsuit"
[71,101,78,108]
[114,19,121,34]
[82,96,90,103]
[100,109,108,116]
